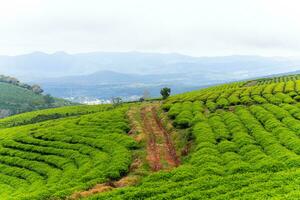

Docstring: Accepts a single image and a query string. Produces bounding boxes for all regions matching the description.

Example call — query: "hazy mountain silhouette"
[1,51,300,81]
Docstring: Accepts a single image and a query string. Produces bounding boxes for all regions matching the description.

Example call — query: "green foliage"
[174,110,193,128]
[43,94,55,105]
[4,73,300,199]
[216,97,229,108]
[161,103,172,111]
[0,82,72,118]
[86,74,300,200]
[0,105,136,199]
[0,104,113,129]
[160,87,171,99]
[0,74,46,95]
[164,75,300,110]
[168,103,182,119]
[112,97,123,107]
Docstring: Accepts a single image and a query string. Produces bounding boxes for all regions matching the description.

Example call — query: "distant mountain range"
[1,51,300,81]
[1,51,300,102]
[34,70,211,102]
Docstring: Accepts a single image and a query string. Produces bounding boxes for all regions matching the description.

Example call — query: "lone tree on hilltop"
[160,87,171,99]
[112,97,123,107]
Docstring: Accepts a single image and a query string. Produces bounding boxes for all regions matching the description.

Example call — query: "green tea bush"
[168,103,182,119]
[174,110,193,128]
[0,105,136,199]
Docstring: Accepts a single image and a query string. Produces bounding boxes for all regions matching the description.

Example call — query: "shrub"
[168,103,182,119]
[174,110,193,128]
[218,141,238,153]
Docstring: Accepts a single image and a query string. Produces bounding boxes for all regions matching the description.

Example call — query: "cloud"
[0,0,300,56]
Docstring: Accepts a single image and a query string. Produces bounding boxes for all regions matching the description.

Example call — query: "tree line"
[0,75,43,94]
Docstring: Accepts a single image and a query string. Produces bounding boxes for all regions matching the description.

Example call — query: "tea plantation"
[0,105,137,199]
[1,74,300,199]
[86,75,300,199]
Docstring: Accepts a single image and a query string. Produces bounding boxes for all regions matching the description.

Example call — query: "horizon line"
[0,50,297,58]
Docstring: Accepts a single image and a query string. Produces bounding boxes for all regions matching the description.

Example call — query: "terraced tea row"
[255,74,300,85]
[165,80,300,111]
[0,106,137,200]
[0,104,113,129]
[87,102,300,199]
[2,74,300,200]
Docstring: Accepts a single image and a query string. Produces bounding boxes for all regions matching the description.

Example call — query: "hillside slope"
[0,104,136,199]
[1,74,300,199]
[86,74,300,199]
[0,81,72,118]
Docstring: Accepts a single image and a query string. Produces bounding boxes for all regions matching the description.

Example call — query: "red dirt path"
[141,105,180,170]
[69,105,180,199]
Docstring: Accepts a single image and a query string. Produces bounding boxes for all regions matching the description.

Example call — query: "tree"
[19,83,32,90]
[160,87,171,99]
[44,94,55,105]
[31,84,44,94]
[139,97,145,102]
[112,97,123,107]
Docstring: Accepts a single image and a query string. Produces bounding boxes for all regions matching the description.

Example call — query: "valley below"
[2,52,300,104]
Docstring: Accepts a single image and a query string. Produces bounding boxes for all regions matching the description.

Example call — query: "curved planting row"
[85,76,300,199]
[0,106,137,200]
[86,102,300,199]
[256,74,300,85]
[164,79,300,112]
[0,104,113,129]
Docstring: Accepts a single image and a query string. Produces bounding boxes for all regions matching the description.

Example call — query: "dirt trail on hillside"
[69,104,180,199]
[141,105,180,170]
[141,106,163,171]
[69,175,139,199]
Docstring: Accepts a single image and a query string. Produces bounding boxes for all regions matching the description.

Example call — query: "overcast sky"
[0,0,300,56]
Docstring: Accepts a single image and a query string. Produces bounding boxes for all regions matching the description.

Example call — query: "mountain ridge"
[1,51,300,81]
